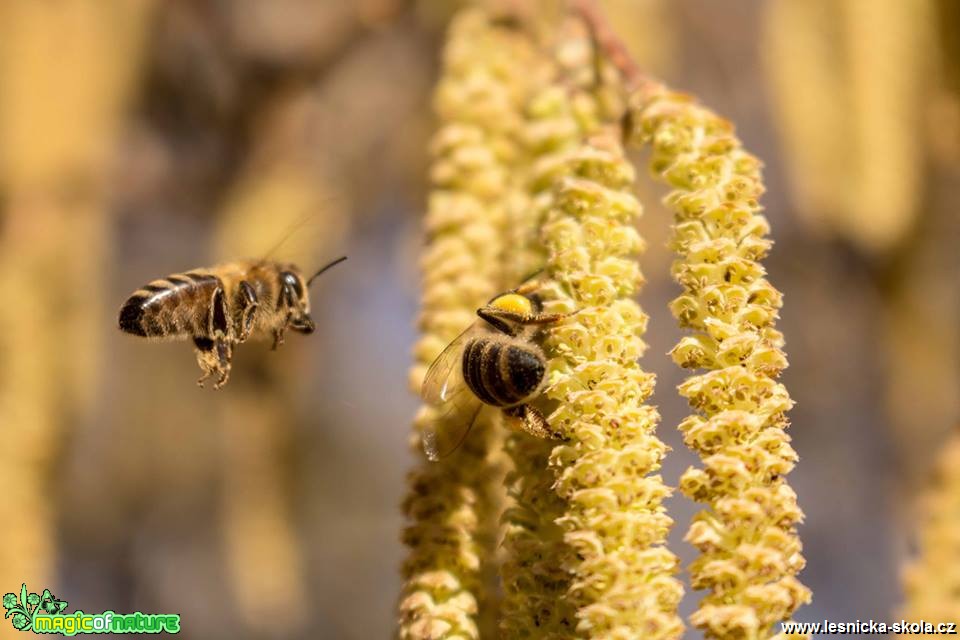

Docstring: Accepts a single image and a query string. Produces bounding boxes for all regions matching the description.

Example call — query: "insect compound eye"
[281,271,304,299]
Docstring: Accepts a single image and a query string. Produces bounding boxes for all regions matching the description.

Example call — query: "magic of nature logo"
[3,584,180,635]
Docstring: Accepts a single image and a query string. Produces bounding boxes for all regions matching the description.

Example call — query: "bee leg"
[193,337,233,389]
[212,340,233,389]
[235,281,259,343]
[193,337,218,388]
[478,307,572,335]
[505,405,566,441]
[521,311,572,325]
[476,308,517,335]
[271,327,286,350]
[513,280,543,296]
[196,370,213,388]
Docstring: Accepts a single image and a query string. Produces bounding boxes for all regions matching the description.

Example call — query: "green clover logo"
[3,583,68,632]
[10,613,29,631]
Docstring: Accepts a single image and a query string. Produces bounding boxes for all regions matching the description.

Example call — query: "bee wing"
[421,321,479,405]
[420,322,483,460]
[422,384,483,461]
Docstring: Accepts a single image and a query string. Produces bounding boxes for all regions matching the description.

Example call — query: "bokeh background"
[0,1,957,638]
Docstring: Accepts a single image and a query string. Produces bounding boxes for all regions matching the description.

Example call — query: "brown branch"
[571,0,654,93]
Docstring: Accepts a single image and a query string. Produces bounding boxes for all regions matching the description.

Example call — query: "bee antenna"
[307,256,348,287]
[520,267,545,283]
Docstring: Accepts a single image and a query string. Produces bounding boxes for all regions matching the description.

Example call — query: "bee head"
[281,256,346,335]
[280,270,315,333]
[488,292,540,315]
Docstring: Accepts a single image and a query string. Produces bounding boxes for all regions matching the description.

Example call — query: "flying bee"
[118,256,347,389]
[420,282,572,461]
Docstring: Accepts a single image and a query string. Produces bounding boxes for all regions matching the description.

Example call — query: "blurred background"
[0,1,956,638]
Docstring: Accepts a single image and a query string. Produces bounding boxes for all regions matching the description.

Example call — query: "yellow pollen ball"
[491,293,533,315]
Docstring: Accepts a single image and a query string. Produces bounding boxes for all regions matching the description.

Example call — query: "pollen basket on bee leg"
[490,293,533,315]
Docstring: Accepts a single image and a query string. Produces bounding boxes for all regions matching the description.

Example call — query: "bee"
[420,282,571,460]
[118,256,347,389]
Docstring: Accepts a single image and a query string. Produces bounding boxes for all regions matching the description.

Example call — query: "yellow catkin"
[544,132,684,640]
[629,84,811,639]
[398,9,540,639]
[840,0,934,253]
[0,0,153,594]
[901,431,960,633]
[762,0,935,254]
[760,0,847,234]
[499,83,588,640]
[502,82,684,635]
[501,429,575,640]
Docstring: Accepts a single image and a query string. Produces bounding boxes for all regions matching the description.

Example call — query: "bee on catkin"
[420,281,571,460]
[118,256,346,389]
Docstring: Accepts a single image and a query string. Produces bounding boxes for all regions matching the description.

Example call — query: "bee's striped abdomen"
[462,338,545,408]
[118,272,224,339]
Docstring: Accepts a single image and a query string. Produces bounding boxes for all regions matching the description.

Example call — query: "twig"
[571,0,653,93]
